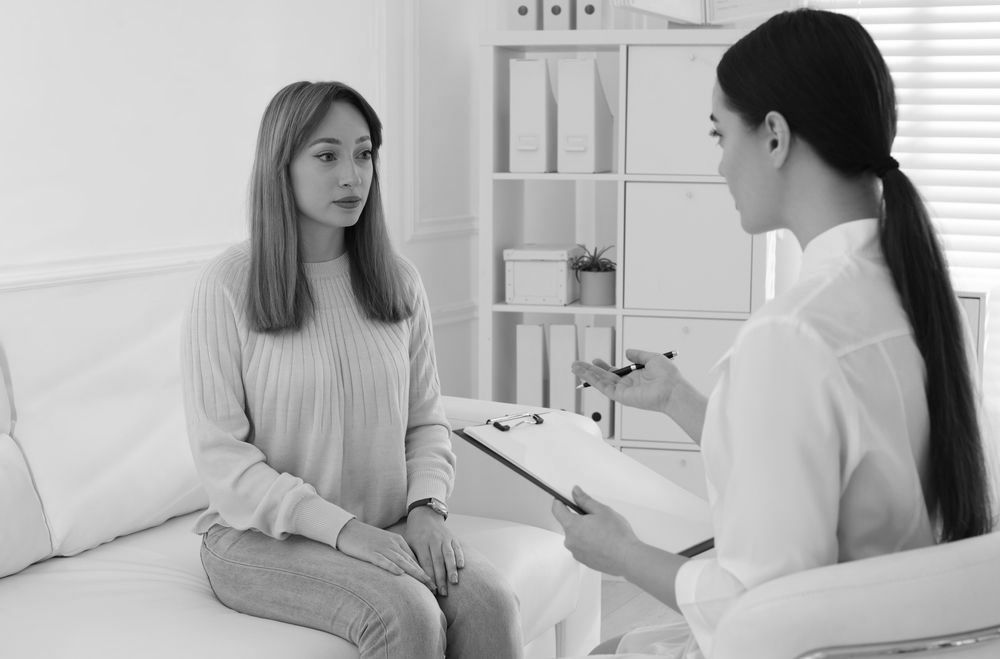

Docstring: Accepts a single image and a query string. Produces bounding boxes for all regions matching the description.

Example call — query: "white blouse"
[675,219,941,656]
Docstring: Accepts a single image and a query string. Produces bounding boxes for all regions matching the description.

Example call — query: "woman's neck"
[298,221,346,262]
[786,164,881,250]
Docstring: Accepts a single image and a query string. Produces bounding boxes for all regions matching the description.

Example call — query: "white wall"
[382,0,480,397]
[0,0,480,397]
[0,0,383,267]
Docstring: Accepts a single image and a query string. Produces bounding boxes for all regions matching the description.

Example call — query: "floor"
[600,576,677,644]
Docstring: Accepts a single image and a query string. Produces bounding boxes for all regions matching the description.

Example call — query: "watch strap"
[407,497,448,520]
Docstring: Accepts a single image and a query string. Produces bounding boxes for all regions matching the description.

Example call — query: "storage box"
[504,244,584,305]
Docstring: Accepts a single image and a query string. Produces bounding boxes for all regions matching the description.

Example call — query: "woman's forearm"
[665,379,708,445]
[619,540,688,612]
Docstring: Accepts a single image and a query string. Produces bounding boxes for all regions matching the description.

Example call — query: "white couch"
[0,261,600,659]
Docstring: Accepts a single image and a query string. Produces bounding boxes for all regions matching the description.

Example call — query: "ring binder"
[487,411,546,431]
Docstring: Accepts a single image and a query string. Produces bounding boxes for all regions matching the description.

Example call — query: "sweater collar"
[303,252,350,279]
[799,218,880,282]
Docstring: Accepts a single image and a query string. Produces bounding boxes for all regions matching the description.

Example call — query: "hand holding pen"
[576,351,677,389]
[571,349,683,415]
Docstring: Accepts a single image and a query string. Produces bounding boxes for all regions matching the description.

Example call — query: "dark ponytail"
[879,167,991,540]
[719,9,992,541]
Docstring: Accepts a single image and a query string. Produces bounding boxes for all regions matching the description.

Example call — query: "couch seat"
[1,511,582,658]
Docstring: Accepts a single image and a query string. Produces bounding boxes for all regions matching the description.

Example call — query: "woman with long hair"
[555,9,993,658]
[181,81,522,659]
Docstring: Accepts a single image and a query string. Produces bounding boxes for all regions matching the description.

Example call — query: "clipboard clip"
[486,412,544,432]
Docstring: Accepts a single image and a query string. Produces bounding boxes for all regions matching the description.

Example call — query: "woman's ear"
[762,110,791,169]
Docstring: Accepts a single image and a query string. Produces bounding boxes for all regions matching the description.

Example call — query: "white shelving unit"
[477,27,773,498]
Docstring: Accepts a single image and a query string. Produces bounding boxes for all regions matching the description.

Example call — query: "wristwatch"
[407,497,448,520]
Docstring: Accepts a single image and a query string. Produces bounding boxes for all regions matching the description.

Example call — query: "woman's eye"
[316,152,336,163]
[356,149,373,161]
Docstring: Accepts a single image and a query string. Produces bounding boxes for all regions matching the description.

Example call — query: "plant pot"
[579,270,615,306]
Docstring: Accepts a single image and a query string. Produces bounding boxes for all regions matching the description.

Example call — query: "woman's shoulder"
[197,242,251,291]
[393,254,426,293]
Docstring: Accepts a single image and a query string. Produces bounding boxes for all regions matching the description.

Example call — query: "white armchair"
[712,531,1000,658]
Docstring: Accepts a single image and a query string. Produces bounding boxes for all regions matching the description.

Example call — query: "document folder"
[516,324,546,406]
[509,59,557,173]
[582,325,614,437]
[548,324,578,413]
[455,410,714,557]
[557,58,613,173]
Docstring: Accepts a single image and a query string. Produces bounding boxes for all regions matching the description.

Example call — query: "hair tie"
[873,156,899,178]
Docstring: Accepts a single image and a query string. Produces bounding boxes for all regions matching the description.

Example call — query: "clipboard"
[455,410,715,558]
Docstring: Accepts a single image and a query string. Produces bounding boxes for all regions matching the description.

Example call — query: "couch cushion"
[0,268,208,557]
[0,434,51,577]
[0,512,582,658]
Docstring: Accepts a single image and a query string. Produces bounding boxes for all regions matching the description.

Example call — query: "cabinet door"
[626,46,724,175]
[624,182,751,313]
[623,447,707,500]
[620,315,742,446]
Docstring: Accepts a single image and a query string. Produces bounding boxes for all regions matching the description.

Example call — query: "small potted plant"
[570,244,616,306]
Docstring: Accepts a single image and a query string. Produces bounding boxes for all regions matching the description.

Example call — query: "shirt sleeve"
[676,317,851,656]
[181,263,354,546]
[400,262,456,507]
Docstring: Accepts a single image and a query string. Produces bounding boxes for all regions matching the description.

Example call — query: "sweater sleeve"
[400,262,456,507]
[180,260,354,546]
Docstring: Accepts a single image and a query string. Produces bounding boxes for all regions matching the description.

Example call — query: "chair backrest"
[712,531,1000,659]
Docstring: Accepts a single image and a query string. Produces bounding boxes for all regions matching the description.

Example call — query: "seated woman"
[181,80,522,659]
[554,9,994,658]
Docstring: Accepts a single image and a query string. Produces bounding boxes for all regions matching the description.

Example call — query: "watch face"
[429,499,448,516]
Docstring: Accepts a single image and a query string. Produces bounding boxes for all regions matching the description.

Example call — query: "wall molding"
[432,300,478,328]
[0,243,232,292]
[395,2,477,244]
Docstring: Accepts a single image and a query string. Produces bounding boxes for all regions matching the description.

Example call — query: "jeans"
[200,521,524,659]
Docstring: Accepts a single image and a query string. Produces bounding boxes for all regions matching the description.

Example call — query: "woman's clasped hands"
[336,515,465,596]
[403,506,466,597]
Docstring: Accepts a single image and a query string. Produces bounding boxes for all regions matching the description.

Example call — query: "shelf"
[483,28,744,48]
[493,172,619,181]
[492,173,726,183]
[492,302,618,316]
[621,308,751,320]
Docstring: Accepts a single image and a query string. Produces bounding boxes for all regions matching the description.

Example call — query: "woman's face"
[710,82,777,235]
[290,100,374,235]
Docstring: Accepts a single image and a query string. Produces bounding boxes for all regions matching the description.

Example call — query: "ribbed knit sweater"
[180,243,455,549]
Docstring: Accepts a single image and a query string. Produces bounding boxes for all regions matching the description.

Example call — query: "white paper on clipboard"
[456,410,714,557]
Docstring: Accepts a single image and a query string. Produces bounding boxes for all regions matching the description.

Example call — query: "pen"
[576,351,678,389]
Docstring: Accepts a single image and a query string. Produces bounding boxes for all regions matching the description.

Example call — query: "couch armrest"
[712,531,1000,659]
[443,395,601,534]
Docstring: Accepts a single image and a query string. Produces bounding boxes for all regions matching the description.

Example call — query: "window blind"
[808,1,1000,445]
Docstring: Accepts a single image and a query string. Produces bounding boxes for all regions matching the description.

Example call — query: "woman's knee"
[451,559,520,624]
[374,576,446,645]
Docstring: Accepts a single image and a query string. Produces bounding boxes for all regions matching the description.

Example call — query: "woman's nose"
[339,161,361,187]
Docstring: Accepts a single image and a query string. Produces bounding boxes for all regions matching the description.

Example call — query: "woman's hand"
[336,519,434,589]
[572,348,684,415]
[403,507,465,596]
[551,486,641,577]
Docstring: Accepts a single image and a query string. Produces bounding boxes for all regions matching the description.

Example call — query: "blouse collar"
[799,218,880,282]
